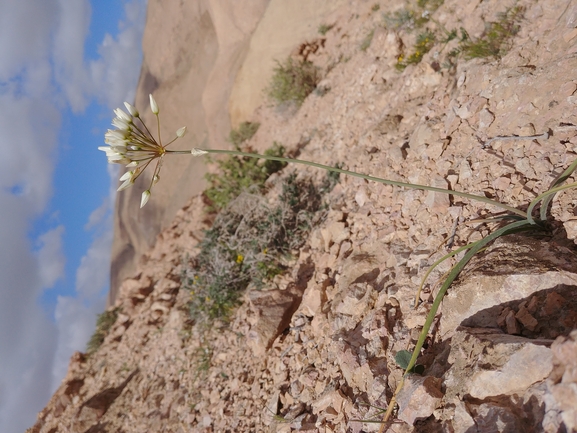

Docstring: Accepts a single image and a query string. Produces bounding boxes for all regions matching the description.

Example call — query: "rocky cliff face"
[30,0,577,431]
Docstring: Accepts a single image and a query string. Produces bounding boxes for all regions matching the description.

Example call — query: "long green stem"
[167,148,527,217]
[379,219,533,427]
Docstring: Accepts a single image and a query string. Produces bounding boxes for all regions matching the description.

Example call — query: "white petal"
[117,178,133,191]
[114,108,132,122]
[140,190,151,208]
[112,117,131,131]
[124,102,139,117]
[149,94,159,114]
[176,126,187,137]
[119,171,133,181]
[191,148,208,157]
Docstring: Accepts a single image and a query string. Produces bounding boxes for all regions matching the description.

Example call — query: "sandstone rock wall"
[110,0,271,303]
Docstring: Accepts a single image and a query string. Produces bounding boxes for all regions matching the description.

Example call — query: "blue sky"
[0,0,147,431]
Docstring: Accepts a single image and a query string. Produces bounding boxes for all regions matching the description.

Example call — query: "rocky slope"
[30,0,577,431]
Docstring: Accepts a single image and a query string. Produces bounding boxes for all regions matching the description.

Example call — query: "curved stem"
[167,148,527,217]
[526,181,577,224]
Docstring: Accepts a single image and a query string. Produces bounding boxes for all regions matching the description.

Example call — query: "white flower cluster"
[99,94,199,208]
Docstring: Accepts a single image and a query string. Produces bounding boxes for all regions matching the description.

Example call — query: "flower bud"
[124,102,139,117]
[149,94,159,114]
[176,126,187,138]
[140,190,151,208]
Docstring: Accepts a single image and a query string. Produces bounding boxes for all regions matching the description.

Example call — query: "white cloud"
[51,295,105,390]
[89,1,147,109]
[36,225,66,289]
[75,211,114,299]
[52,0,92,112]
[0,0,148,431]
[0,0,58,83]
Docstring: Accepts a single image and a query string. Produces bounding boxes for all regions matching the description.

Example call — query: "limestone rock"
[397,375,443,425]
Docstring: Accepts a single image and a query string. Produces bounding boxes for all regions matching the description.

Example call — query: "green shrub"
[458,6,524,59]
[204,142,287,213]
[228,121,260,147]
[183,170,339,323]
[395,30,436,70]
[266,58,321,106]
[86,308,119,355]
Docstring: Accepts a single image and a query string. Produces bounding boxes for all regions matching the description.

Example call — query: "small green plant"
[195,344,212,372]
[228,121,260,147]
[204,142,287,213]
[384,8,418,30]
[371,3,380,12]
[183,171,335,322]
[395,29,436,70]
[318,23,334,35]
[458,6,524,59]
[360,29,375,52]
[390,3,523,72]
[86,308,119,355]
[383,0,442,30]
[394,350,424,374]
[266,57,321,106]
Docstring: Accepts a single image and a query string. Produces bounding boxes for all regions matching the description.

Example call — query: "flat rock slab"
[440,235,577,338]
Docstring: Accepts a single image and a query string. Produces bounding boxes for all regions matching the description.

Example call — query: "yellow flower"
[236,254,244,264]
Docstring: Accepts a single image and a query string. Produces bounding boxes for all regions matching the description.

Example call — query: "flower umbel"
[99,94,206,207]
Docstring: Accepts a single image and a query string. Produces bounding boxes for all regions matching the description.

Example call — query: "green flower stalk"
[100,97,524,217]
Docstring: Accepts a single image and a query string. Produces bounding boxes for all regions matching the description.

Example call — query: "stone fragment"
[409,123,434,156]
[440,235,577,337]
[515,305,539,331]
[505,310,522,335]
[469,343,553,399]
[424,177,450,213]
[396,375,443,425]
[563,218,577,242]
[320,221,350,251]
[247,288,302,356]
[478,108,495,130]
[355,186,368,207]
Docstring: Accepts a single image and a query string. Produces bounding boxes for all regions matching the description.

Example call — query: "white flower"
[99,98,205,207]
[140,190,151,208]
[149,94,159,115]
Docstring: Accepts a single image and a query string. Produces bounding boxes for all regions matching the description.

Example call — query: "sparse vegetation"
[383,0,443,30]
[183,170,339,323]
[86,308,119,355]
[266,57,321,106]
[360,29,375,52]
[204,142,287,213]
[318,23,334,35]
[395,29,436,70]
[458,6,524,59]
[390,2,524,71]
[228,121,260,147]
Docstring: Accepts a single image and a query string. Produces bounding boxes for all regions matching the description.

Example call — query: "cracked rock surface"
[29,0,577,432]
